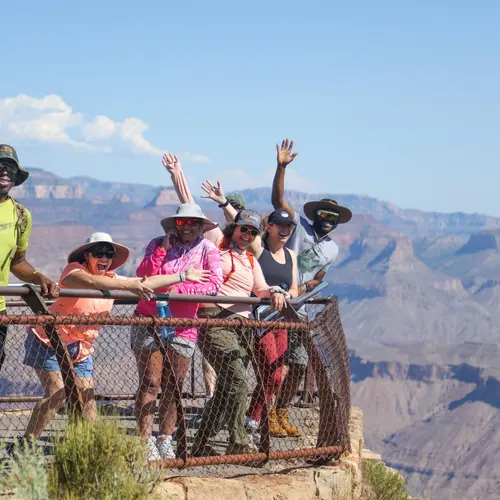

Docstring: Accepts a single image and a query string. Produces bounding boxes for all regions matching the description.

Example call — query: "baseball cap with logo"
[234,209,261,231]
[268,208,295,225]
[0,145,29,186]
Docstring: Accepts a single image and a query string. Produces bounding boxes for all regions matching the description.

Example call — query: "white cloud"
[82,115,117,141]
[0,93,209,161]
[217,167,319,192]
[180,152,211,164]
[119,117,162,156]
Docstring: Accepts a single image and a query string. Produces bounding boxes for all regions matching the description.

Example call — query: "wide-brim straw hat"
[161,203,218,232]
[67,232,130,271]
[303,198,352,224]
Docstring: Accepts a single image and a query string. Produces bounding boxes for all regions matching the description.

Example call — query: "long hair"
[222,222,237,241]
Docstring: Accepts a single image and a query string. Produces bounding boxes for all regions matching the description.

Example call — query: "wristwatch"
[305,281,312,293]
[179,272,187,282]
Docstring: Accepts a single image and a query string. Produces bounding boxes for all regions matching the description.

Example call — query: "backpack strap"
[218,237,255,283]
[11,197,29,248]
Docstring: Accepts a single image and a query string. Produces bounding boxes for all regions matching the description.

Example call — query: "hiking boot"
[146,438,161,461]
[268,408,288,438]
[225,441,258,456]
[276,408,301,437]
[156,435,176,459]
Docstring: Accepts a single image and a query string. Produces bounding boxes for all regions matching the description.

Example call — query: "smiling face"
[0,160,18,198]
[232,225,259,250]
[175,218,203,244]
[266,222,295,245]
[84,243,115,275]
[313,209,339,236]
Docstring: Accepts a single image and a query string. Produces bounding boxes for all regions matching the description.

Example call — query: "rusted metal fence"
[0,286,350,470]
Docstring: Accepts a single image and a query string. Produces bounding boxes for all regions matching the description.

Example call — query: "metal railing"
[0,285,351,469]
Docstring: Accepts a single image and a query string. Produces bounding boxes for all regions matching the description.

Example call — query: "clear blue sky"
[1,1,499,215]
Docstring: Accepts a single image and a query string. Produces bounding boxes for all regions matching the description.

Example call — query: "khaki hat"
[67,232,130,271]
[0,145,29,186]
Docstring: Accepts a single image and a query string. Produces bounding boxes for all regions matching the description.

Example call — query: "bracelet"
[179,272,186,282]
[305,281,312,293]
[31,270,40,283]
[218,200,229,208]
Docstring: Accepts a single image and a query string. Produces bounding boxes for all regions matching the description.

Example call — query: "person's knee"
[139,374,161,395]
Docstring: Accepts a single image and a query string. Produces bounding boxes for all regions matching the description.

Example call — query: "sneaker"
[156,434,176,459]
[276,408,301,437]
[245,417,259,433]
[225,441,258,456]
[146,438,161,461]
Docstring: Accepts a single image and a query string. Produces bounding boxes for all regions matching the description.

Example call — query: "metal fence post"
[21,285,86,419]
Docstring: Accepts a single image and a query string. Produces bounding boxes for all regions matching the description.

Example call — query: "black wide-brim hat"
[303,198,352,224]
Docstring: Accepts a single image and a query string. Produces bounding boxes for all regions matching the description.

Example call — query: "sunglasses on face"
[175,218,201,227]
[89,248,115,259]
[0,162,18,179]
[316,209,340,223]
[240,226,259,237]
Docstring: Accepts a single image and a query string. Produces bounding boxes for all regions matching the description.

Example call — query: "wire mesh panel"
[0,295,350,470]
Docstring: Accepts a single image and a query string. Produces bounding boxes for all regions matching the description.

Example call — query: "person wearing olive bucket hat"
[270,138,352,435]
[0,145,59,375]
[13,231,212,453]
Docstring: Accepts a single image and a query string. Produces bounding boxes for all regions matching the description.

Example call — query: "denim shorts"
[23,329,94,378]
[130,325,196,359]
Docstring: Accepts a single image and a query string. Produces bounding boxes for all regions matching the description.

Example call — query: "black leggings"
[0,310,7,371]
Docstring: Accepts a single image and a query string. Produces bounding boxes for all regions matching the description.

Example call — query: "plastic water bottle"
[156,301,176,340]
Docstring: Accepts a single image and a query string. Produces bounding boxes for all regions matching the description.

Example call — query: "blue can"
[156,301,176,340]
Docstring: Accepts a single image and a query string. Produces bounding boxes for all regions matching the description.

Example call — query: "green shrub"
[361,459,410,500]
[2,438,49,500]
[48,419,159,500]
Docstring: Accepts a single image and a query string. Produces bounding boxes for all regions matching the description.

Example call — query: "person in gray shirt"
[270,138,352,436]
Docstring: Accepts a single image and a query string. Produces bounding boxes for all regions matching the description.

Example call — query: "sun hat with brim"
[67,232,130,271]
[0,144,29,186]
[161,203,218,233]
[303,198,352,224]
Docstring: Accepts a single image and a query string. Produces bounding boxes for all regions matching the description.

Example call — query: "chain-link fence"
[0,289,350,470]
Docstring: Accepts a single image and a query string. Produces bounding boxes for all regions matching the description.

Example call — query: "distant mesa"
[456,231,499,255]
[144,187,180,208]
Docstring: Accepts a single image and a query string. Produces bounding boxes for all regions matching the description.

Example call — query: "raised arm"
[162,152,195,204]
[201,179,263,257]
[271,138,299,218]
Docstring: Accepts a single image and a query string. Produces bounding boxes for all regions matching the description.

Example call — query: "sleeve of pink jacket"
[136,237,166,277]
[170,240,223,296]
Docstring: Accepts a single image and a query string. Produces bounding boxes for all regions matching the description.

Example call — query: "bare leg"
[202,357,216,398]
[133,348,163,441]
[25,370,66,439]
[276,363,306,409]
[158,348,191,436]
[77,376,97,421]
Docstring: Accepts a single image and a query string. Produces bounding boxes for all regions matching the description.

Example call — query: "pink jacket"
[134,236,222,342]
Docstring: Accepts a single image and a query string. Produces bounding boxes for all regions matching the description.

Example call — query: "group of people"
[0,140,351,460]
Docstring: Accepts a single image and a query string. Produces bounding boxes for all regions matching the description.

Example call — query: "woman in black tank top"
[245,209,300,437]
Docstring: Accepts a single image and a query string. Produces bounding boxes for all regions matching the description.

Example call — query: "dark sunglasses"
[0,162,18,179]
[316,209,340,223]
[175,218,201,227]
[240,226,259,237]
[89,247,115,259]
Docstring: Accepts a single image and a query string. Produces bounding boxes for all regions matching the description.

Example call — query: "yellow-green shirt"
[0,198,32,311]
